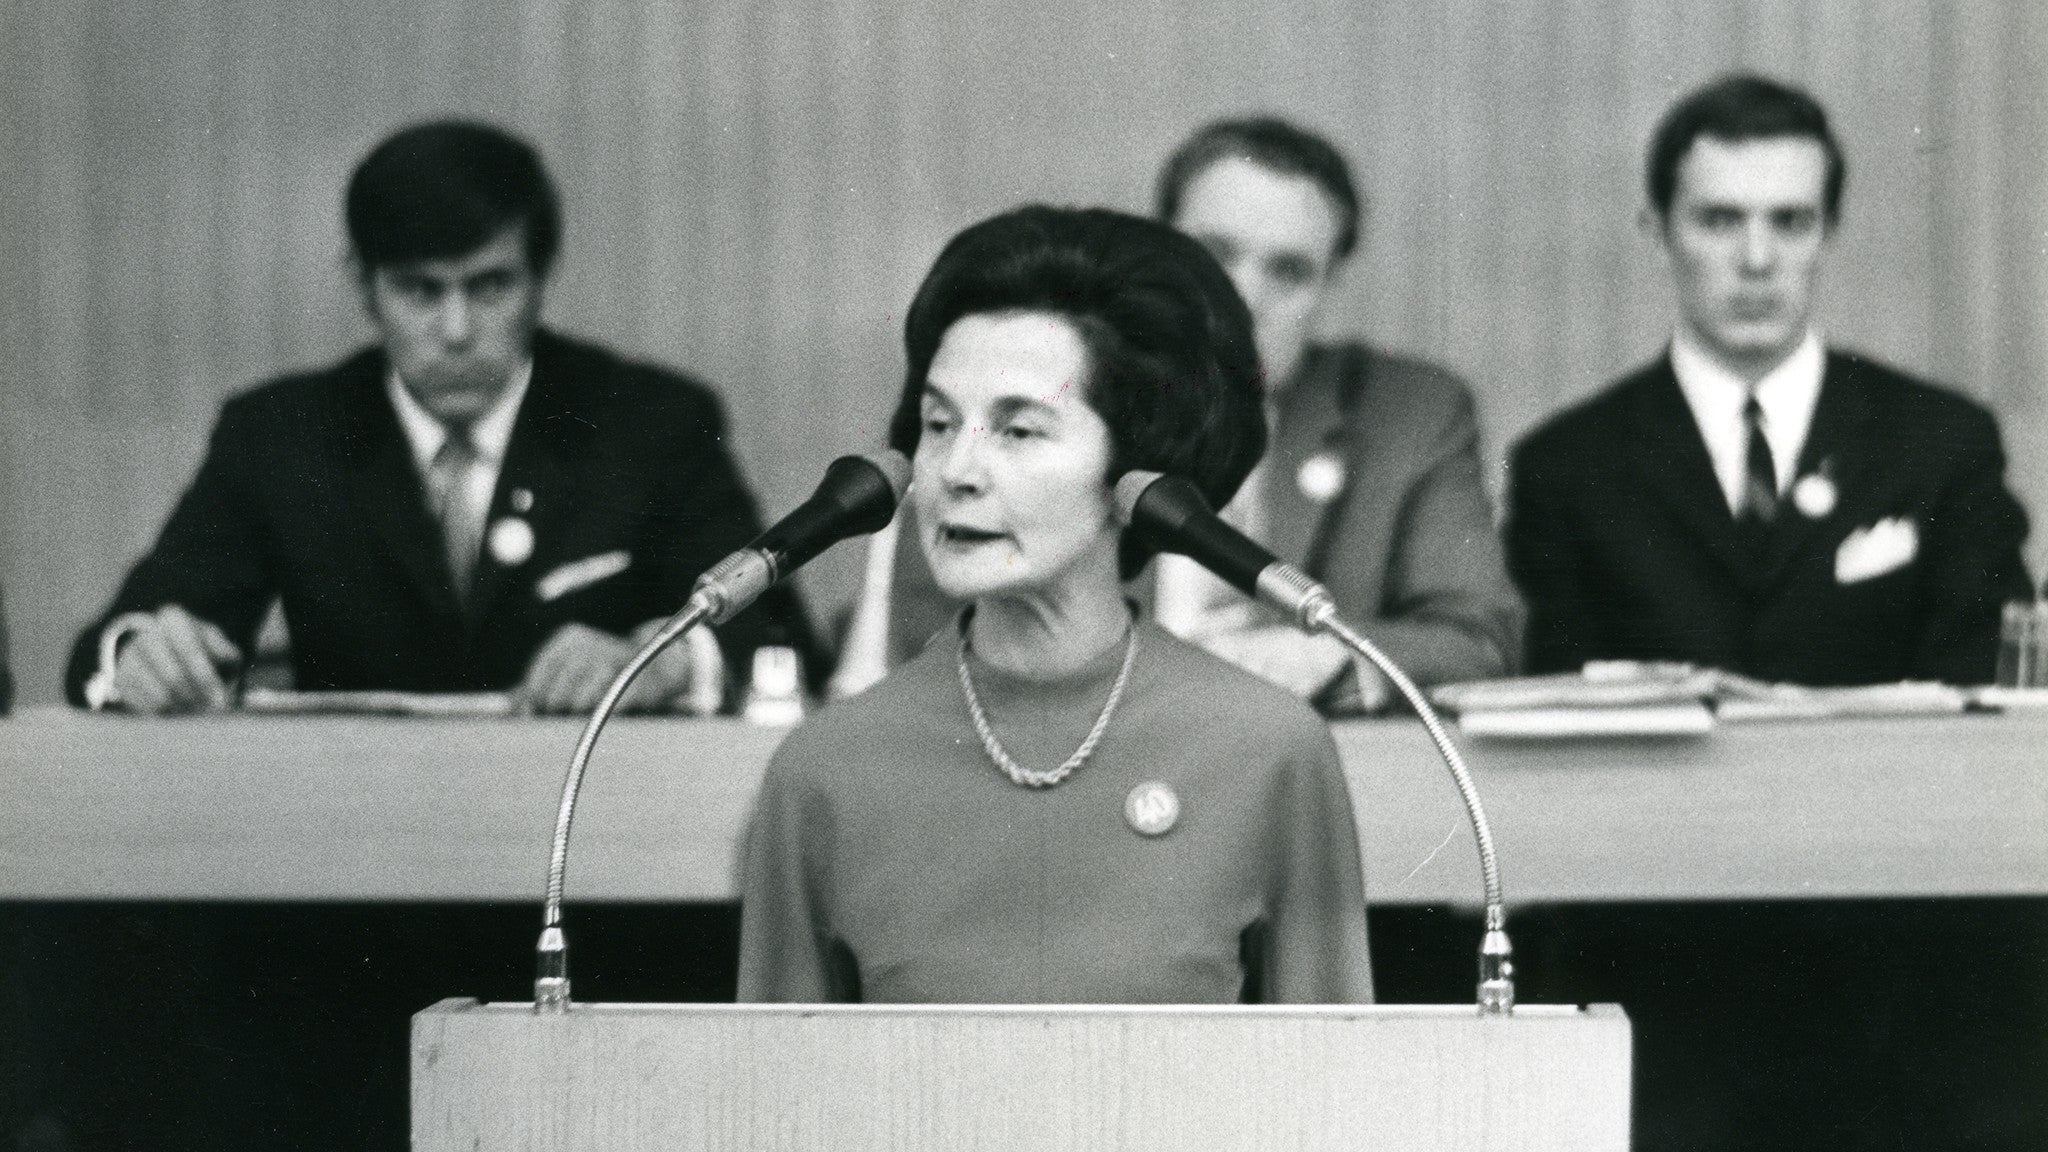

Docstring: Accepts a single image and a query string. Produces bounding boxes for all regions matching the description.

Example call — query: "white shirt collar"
[1670,330,1825,511]
[385,359,533,470]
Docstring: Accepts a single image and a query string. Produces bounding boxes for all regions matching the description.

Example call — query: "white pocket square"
[536,550,633,602]
[1834,517,1918,584]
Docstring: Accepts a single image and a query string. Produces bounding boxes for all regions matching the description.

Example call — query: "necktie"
[427,428,484,603]
[1737,395,1778,549]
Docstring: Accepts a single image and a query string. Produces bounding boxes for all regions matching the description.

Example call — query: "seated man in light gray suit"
[834,117,1522,710]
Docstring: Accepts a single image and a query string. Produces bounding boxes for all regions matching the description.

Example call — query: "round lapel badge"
[1791,473,1837,520]
[1124,781,1180,837]
[510,487,535,514]
[487,516,536,566]
[1296,452,1346,505]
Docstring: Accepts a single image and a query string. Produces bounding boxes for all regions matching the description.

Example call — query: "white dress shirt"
[385,362,533,527]
[1670,329,1824,515]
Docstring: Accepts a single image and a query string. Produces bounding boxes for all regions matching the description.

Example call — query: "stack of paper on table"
[1430,662,1721,739]
[1966,686,2048,711]
[1452,702,1717,739]
[1428,662,1967,739]
[1714,680,1968,722]
[238,688,523,717]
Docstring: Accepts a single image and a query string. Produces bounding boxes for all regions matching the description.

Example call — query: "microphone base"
[535,925,571,1013]
[1480,920,1515,1014]
[1479,980,1515,1014]
[535,978,571,1012]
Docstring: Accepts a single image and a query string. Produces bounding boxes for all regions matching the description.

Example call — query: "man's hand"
[112,605,243,714]
[518,622,697,715]
[1198,625,1356,701]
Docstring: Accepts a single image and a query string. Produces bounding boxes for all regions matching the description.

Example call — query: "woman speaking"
[737,206,1372,1004]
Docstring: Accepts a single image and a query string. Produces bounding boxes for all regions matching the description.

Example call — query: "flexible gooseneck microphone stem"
[1118,471,1514,1013]
[535,451,910,1012]
[1282,580,1514,1013]
[536,594,716,1010]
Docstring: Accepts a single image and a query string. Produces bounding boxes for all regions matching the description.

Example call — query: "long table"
[5,704,2043,905]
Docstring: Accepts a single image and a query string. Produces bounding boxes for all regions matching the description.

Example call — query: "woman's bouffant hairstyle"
[888,205,1266,578]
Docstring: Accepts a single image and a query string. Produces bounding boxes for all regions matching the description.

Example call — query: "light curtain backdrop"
[3,0,2043,702]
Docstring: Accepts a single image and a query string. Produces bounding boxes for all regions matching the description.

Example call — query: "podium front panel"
[413,999,1629,1151]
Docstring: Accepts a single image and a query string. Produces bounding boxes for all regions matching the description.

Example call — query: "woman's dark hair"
[889,205,1265,578]
[1646,73,1847,226]
[346,120,562,275]
[1155,116,1362,262]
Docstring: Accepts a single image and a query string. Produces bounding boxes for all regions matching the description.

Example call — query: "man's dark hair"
[889,205,1265,578]
[1647,73,1848,225]
[1154,116,1363,262]
[346,120,562,275]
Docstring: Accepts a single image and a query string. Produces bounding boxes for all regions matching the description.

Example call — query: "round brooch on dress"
[1124,781,1180,837]
[488,516,536,566]
[1296,452,1346,504]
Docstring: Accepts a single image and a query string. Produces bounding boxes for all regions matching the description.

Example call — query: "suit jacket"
[880,343,1523,688]
[65,330,816,702]
[1505,349,2031,685]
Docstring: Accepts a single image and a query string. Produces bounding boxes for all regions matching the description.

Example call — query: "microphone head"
[813,450,912,518]
[1114,469,1213,533]
[856,449,913,506]
[1113,470,1165,527]
[1114,467,1278,599]
[748,449,915,583]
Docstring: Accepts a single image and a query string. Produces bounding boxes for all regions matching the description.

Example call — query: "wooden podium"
[413,999,1630,1150]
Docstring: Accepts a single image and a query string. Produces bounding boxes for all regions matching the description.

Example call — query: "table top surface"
[4,704,2044,905]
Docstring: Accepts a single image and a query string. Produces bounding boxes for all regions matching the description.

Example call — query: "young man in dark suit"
[27,122,810,1148]
[1507,75,2030,685]
[65,121,814,714]
[1500,76,2045,1152]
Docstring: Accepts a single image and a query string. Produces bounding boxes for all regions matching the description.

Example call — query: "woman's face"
[1171,156,1343,392]
[912,311,1120,604]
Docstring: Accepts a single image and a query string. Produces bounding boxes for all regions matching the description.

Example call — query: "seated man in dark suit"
[1507,74,2030,685]
[27,121,812,1150]
[64,120,813,713]
[1500,75,2045,1152]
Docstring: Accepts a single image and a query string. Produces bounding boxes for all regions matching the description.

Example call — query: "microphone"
[1113,471,1330,627]
[535,450,910,1011]
[689,450,913,625]
[1116,469,1515,1013]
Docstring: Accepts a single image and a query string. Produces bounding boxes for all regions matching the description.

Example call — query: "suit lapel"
[1625,359,1758,589]
[1758,353,1874,587]
[467,337,579,626]
[341,356,466,621]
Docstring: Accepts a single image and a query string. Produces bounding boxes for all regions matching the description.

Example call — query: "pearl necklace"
[956,623,1140,789]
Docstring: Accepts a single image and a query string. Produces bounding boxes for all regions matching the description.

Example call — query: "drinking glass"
[1996,600,2048,688]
